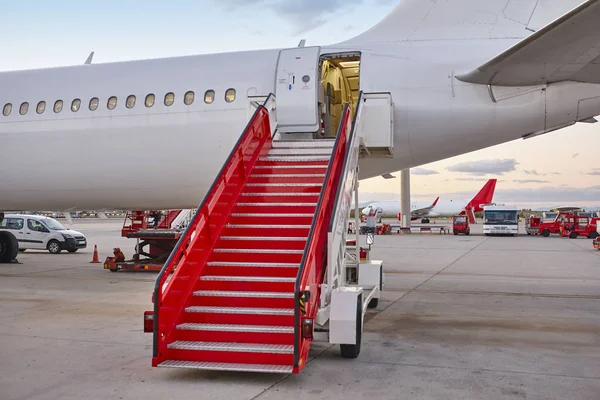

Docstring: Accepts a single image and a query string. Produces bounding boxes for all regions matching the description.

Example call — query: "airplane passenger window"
[36,101,46,114]
[107,96,117,110]
[164,92,174,106]
[19,102,29,115]
[126,95,136,109]
[145,94,155,107]
[89,97,99,111]
[225,89,236,103]
[184,91,195,105]
[204,90,215,104]
[71,99,81,112]
[54,100,63,113]
[3,103,12,116]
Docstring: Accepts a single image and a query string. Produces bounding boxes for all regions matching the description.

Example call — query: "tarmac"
[1,219,599,400]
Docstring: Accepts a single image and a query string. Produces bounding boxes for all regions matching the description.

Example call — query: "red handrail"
[151,101,273,366]
[157,210,182,229]
[293,104,352,372]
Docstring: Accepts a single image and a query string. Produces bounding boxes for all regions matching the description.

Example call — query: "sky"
[1,0,598,210]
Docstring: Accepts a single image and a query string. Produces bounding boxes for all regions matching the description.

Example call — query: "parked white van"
[0,214,87,254]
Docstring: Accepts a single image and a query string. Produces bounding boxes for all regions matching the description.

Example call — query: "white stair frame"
[313,92,392,345]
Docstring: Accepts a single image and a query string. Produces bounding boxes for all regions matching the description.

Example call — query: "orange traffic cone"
[90,245,100,263]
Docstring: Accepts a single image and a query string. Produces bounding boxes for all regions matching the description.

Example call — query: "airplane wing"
[410,197,439,219]
[456,0,600,86]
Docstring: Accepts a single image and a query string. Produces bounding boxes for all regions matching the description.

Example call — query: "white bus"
[483,205,519,236]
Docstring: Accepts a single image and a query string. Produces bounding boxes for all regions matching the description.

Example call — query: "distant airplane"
[362,179,497,223]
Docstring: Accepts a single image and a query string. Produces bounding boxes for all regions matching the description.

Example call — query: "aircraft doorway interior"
[318,53,361,138]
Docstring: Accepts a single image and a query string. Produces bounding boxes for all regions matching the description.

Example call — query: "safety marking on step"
[299,293,307,315]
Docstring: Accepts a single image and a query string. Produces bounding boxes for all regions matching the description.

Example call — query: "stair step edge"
[177,323,294,333]
[193,290,294,298]
[168,341,293,353]
[158,360,293,373]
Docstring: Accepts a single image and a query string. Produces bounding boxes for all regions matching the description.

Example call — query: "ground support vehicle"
[526,216,541,235]
[104,210,191,272]
[452,215,470,235]
[559,216,599,239]
[483,205,519,236]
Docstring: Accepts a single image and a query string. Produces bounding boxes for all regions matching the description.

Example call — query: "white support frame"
[315,92,391,340]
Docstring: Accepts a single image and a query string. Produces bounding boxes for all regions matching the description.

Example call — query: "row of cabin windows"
[2,89,237,117]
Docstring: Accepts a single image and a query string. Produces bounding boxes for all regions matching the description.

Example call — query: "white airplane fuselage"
[1,1,599,212]
[365,200,471,220]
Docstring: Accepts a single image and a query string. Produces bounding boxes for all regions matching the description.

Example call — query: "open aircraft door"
[275,46,321,134]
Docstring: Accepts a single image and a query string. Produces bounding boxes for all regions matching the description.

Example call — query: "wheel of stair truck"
[589,231,598,240]
[0,231,19,264]
[542,229,550,237]
[367,297,379,309]
[569,232,578,239]
[340,294,363,359]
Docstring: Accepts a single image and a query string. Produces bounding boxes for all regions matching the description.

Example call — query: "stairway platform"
[157,360,293,374]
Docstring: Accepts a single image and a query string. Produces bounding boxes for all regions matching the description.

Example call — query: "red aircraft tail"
[467,179,497,212]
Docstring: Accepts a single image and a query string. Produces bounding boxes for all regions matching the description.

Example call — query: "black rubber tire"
[589,231,598,239]
[542,229,550,237]
[367,297,379,309]
[0,231,19,263]
[569,232,578,239]
[340,294,362,359]
[47,239,62,254]
[67,249,78,253]
[466,230,470,236]
[453,230,458,235]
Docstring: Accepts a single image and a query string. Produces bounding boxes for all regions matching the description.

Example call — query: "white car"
[0,214,87,254]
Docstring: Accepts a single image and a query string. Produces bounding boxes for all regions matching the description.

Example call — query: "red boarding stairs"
[147,95,353,374]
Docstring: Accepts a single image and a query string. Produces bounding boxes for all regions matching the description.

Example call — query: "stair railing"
[293,103,352,371]
[324,92,363,308]
[151,94,276,366]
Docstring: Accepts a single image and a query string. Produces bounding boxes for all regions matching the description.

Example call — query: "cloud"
[446,159,517,176]
[411,167,439,176]
[524,170,561,177]
[588,168,600,176]
[412,185,600,204]
[513,179,549,184]
[456,178,506,182]
[524,169,543,176]
[218,0,365,33]
[573,153,580,158]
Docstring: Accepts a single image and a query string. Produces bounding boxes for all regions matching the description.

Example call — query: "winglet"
[431,197,440,207]
[84,51,95,65]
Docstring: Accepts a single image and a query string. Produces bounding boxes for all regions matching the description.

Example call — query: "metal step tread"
[240,193,319,197]
[214,248,304,254]
[177,323,294,333]
[268,149,333,156]
[235,203,317,207]
[230,213,314,217]
[193,290,294,298]
[199,276,296,283]
[226,224,311,228]
[220,236,307,241]
[260,156,331,162]
[254,165,328,169]
[185,306,294,315]
[207,261,300,267]
[250,174,326,178]
[167,341,294,354]
[158,360,292,373]
[272,139,335,146]
[245,183,322,187]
